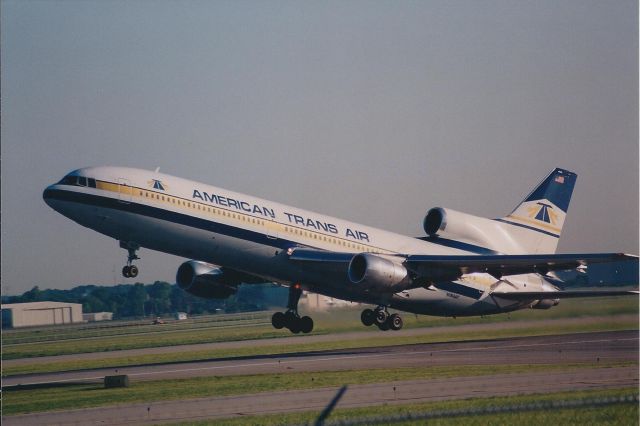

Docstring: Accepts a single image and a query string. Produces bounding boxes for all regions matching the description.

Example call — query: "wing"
[404,253,638,280]
[289,248,638,284]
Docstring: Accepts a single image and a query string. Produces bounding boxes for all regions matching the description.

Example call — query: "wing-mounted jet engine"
[348,253,413,332]
[347,253,412,292]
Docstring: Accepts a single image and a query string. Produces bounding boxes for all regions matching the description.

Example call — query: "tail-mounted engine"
[423,207,502,249]
[348,253,411,292]
[176,260,238,299]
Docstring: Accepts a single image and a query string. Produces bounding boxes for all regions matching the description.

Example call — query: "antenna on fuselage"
[154,167,161,173]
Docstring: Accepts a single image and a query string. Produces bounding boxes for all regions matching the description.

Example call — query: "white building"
[299,292,355,311]
[83,312,113,322]
[1,301,83,328]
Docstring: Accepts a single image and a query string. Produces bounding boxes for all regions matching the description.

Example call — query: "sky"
[2,0,638,295]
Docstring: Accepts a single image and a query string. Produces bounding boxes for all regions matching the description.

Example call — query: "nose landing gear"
[361,306,403,331]
[120,241,140,278]
[271,284,314,334]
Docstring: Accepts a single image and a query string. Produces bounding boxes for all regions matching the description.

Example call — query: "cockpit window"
[58,175,97,188]
[59,175,78,186]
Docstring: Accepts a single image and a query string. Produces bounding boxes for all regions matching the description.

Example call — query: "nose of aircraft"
[43,185,57,209]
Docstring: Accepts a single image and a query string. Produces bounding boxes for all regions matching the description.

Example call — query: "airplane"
[43,167,638,334]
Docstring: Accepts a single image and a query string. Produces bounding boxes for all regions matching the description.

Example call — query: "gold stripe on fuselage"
[90,179,390,255]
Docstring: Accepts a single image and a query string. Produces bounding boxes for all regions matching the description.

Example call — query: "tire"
[378,320,390,331]
[300,316,314,334]
[288,318,302,334]
[375,309,388,325]
[361,309,375,326]
[129,265,139,278]
[271,312,285,329]
[283,311,296,328]
[122,266,131,278]
[389,313,403,331]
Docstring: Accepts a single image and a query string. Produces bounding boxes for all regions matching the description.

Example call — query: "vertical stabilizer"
[496,168,577,254]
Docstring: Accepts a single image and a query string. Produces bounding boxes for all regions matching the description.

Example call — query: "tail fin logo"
[527,202,558,225]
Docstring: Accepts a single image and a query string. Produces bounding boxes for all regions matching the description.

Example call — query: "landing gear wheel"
[129,265,139,278]
[120,241,141,278]
[270,284,315,334]
[375,309,389,326]
[388,313,403,331]
[272,312,285,329]
[284,311,296,327]
[361,309,375,326]
[300,316,314,334]
[378,320,391,331]
[288,318,302,334]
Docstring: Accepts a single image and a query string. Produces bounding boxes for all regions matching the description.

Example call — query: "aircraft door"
[118,178,133,203]
[265,221,278,241]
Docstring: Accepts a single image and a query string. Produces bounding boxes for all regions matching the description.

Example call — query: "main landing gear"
[271,284,314,334]
[361,306,403,331]
[120,241,140,278]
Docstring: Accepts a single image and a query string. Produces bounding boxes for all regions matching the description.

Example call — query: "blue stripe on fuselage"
[43,188,297,251]
[44,188,499,257]
[493,218,560,238]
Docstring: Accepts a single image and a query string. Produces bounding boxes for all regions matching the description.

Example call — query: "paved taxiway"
[4,330,637,387]
[3,330,638,425]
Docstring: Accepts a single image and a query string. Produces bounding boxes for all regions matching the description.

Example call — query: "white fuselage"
[44,166,542,316]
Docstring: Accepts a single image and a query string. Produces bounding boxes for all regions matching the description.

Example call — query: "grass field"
[2,297,637,376]
[3,315,637,376]
[3,296,637,360]
[3,361,634,415]
[2,297,637,425]
[172,388,638,426]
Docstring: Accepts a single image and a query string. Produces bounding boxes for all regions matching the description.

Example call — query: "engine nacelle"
[176,260,238,299]
[423,207,501,249]
[348,253,411,292]
[529,298,560,309]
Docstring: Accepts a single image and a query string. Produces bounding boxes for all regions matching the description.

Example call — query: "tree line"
[1,282,288,319]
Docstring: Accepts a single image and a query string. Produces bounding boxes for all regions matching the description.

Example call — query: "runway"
[3,330,638,425]
[4,330,638,387]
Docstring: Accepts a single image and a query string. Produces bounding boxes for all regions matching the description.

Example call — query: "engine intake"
[423,207,503,251]
[348,253,410,292]
[176,260,238,299]
[424,207,446,236]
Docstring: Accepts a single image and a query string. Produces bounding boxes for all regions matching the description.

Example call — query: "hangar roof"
[1,301,82,310]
